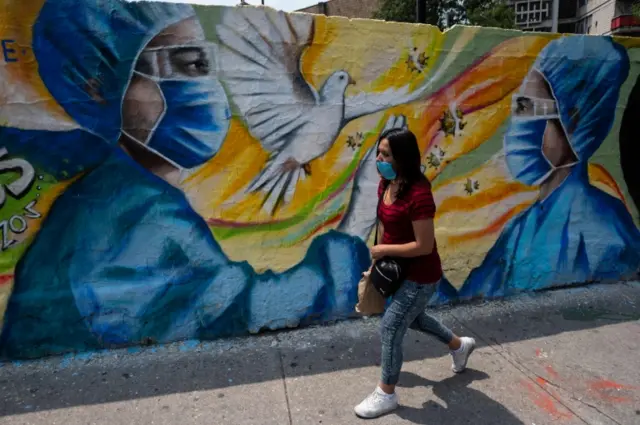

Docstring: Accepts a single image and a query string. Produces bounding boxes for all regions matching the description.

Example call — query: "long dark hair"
[378,128,428,199]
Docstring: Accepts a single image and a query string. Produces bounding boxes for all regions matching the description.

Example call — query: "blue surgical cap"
[534,35,630,162]
[33,0,196,144]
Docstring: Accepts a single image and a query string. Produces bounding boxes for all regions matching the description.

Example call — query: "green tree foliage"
[373,0,417,23]
[466,0,516,29]
[374,0,515,30]
[374,0,465,29]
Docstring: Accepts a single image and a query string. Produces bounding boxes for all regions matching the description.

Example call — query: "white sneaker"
[451,336,476,373]
[354,387,399,419]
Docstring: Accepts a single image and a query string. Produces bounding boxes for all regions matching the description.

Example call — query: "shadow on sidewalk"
[395,370,524,424]
[0,281,638,417]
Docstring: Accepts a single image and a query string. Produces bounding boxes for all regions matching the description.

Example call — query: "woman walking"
[355,128,476,419]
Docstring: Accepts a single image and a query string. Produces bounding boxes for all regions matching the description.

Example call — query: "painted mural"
[0,0,638,359]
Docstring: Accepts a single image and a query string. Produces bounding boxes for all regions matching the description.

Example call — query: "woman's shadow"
[395,369,525,424]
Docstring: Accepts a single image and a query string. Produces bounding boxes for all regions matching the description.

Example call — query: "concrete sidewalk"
[1,281,639,425]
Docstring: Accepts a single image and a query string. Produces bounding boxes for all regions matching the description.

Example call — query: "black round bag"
[370,257,408,298]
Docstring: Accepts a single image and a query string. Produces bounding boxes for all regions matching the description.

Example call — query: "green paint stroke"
[211,139,367,240]
[0,172,58,275]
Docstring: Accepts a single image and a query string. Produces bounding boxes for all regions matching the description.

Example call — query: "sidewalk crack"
[276,336,293,425]
[451,314,591,424]
[537,377,624,425]
[570,399,623,425]
[529,373,624,425]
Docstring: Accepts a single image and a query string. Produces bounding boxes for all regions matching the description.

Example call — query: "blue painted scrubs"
[454,165,640,299]
[436,36,640,302]
[0,149,370,359]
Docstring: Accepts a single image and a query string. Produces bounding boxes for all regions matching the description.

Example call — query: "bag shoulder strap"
[374,183,385,246]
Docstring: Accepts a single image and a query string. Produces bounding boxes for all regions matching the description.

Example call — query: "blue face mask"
[126,74,231,169]
[504,117,578,187]
[504,118,552,186]
[376,161,397,180]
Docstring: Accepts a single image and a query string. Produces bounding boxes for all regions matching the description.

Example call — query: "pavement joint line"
[530,376,625,425]
[566,399,624,425]
[450,313,593,425]
[276,335,293,425]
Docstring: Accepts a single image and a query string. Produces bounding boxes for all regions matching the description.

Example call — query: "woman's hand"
[370,245,388,261]
[362,265,372,278]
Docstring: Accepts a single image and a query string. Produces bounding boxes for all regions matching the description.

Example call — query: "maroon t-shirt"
[377,179,443,284]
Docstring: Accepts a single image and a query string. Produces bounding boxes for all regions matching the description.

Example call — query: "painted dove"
[216,7,435,215]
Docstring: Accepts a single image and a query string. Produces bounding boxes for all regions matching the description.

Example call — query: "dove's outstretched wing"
[216,7,318,154]
[343,80,435,123]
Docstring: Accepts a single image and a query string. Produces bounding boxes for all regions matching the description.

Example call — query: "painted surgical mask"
[121,43,231,169]
[504,71,578,186]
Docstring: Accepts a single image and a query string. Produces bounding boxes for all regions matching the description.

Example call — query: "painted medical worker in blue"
[454,36,640,300]
[0,0,369,359]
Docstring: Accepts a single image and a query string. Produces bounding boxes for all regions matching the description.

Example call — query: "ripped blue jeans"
[380,280,454,385]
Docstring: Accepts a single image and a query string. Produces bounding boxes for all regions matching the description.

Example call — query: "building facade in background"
[296,0,380,19]
[511,0,554,31]
[510,0,640,35]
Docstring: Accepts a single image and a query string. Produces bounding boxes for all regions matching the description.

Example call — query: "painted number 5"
[0,147,35,208]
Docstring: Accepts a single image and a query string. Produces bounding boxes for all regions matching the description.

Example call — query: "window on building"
[539,1,550,21]
[558,22,576,33]
[515,1,529,24]
[576,14,593,34]
[578,0,586,7]
[514,0,552,27]
[615,2,633,16]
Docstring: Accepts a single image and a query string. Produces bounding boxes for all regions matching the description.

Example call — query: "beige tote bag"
[355,267,385,315]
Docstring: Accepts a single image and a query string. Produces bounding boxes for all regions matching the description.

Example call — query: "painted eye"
[515,96,533,113]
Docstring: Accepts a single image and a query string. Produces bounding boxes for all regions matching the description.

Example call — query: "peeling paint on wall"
[0,0,638,359]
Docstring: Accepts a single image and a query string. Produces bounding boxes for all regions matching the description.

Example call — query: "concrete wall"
[0,0,638,359]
